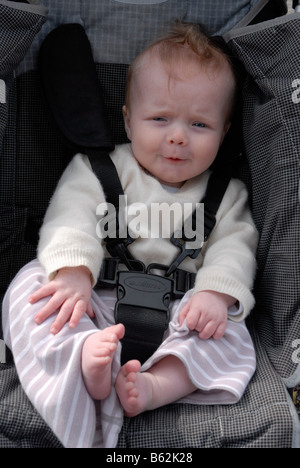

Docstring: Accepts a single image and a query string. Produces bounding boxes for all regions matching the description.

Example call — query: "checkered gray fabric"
[0,0,47,76]
[0,0,47,179]
[16,0,263,74]
[1,0,299,449]
[0,363,62,447]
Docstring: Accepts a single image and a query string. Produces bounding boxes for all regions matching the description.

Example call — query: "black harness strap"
[39,24,115,153]
[87,149,137,270]
[166,169,231,276]
[88,149,124,212]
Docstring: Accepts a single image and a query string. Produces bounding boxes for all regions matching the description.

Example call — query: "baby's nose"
[169,137,184,145]
[168,127,188,146]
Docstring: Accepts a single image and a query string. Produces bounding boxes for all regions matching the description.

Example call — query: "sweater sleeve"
[38,154,105,285]
[193,178,259,321]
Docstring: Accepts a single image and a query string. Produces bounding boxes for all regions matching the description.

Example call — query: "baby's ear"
[122,106,132,140]
[221,121,231,143]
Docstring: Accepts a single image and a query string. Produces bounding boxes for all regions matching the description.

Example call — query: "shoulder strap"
[166,169,231,276]
[39,24,123,205]
[39,23,114,154]
[39,23,136,268]
[202,169,232,238]
[87,148,124,211]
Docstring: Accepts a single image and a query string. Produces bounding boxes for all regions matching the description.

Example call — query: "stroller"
[0,0,299,448]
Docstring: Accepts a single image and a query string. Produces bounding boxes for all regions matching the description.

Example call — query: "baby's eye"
[153,117,166,122]
[193,122,206,128]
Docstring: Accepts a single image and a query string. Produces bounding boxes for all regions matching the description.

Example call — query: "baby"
[3,23,257,446]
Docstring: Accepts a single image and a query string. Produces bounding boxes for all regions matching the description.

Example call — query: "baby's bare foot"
[81,324,125,400]
[116,360,155,417]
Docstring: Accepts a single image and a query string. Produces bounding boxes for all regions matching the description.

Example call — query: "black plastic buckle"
[105,235,135,271]
[146,263,196,299]
[96,257,145,289]
[114,269,173,364]
[97,258,120,288]
[172,269,196,299]
[115,270,172,327]
[166,235,203,276]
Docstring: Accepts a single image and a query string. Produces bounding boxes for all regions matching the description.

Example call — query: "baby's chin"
[156,173,186,189]
[159,180,185,189]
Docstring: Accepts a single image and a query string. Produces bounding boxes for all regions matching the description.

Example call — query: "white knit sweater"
[38,144,258,321]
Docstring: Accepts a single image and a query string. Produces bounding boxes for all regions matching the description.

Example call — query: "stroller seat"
[0,0,299,448]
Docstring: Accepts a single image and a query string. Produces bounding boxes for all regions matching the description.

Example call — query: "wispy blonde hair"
[125,22,239,113]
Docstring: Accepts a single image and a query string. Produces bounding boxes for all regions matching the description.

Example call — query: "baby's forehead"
[133,52,233,96]
[135,47,233,83]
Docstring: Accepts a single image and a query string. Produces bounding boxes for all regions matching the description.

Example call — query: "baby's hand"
[178,291,236,340]
[29,266,94,334]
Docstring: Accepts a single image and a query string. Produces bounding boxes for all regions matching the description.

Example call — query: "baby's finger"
[69,299,89,329]
[34,294,65,326]
[29,283,56,304]
[49,298,77,334]
[178,302,190,326]
[184,307,202,331]
[198,320,217,340]
[212,321,227,340]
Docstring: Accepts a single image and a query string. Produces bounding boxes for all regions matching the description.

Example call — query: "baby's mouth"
[165,156,186,163]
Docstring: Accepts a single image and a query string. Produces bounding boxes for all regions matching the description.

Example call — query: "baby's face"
[123,57,234,188]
